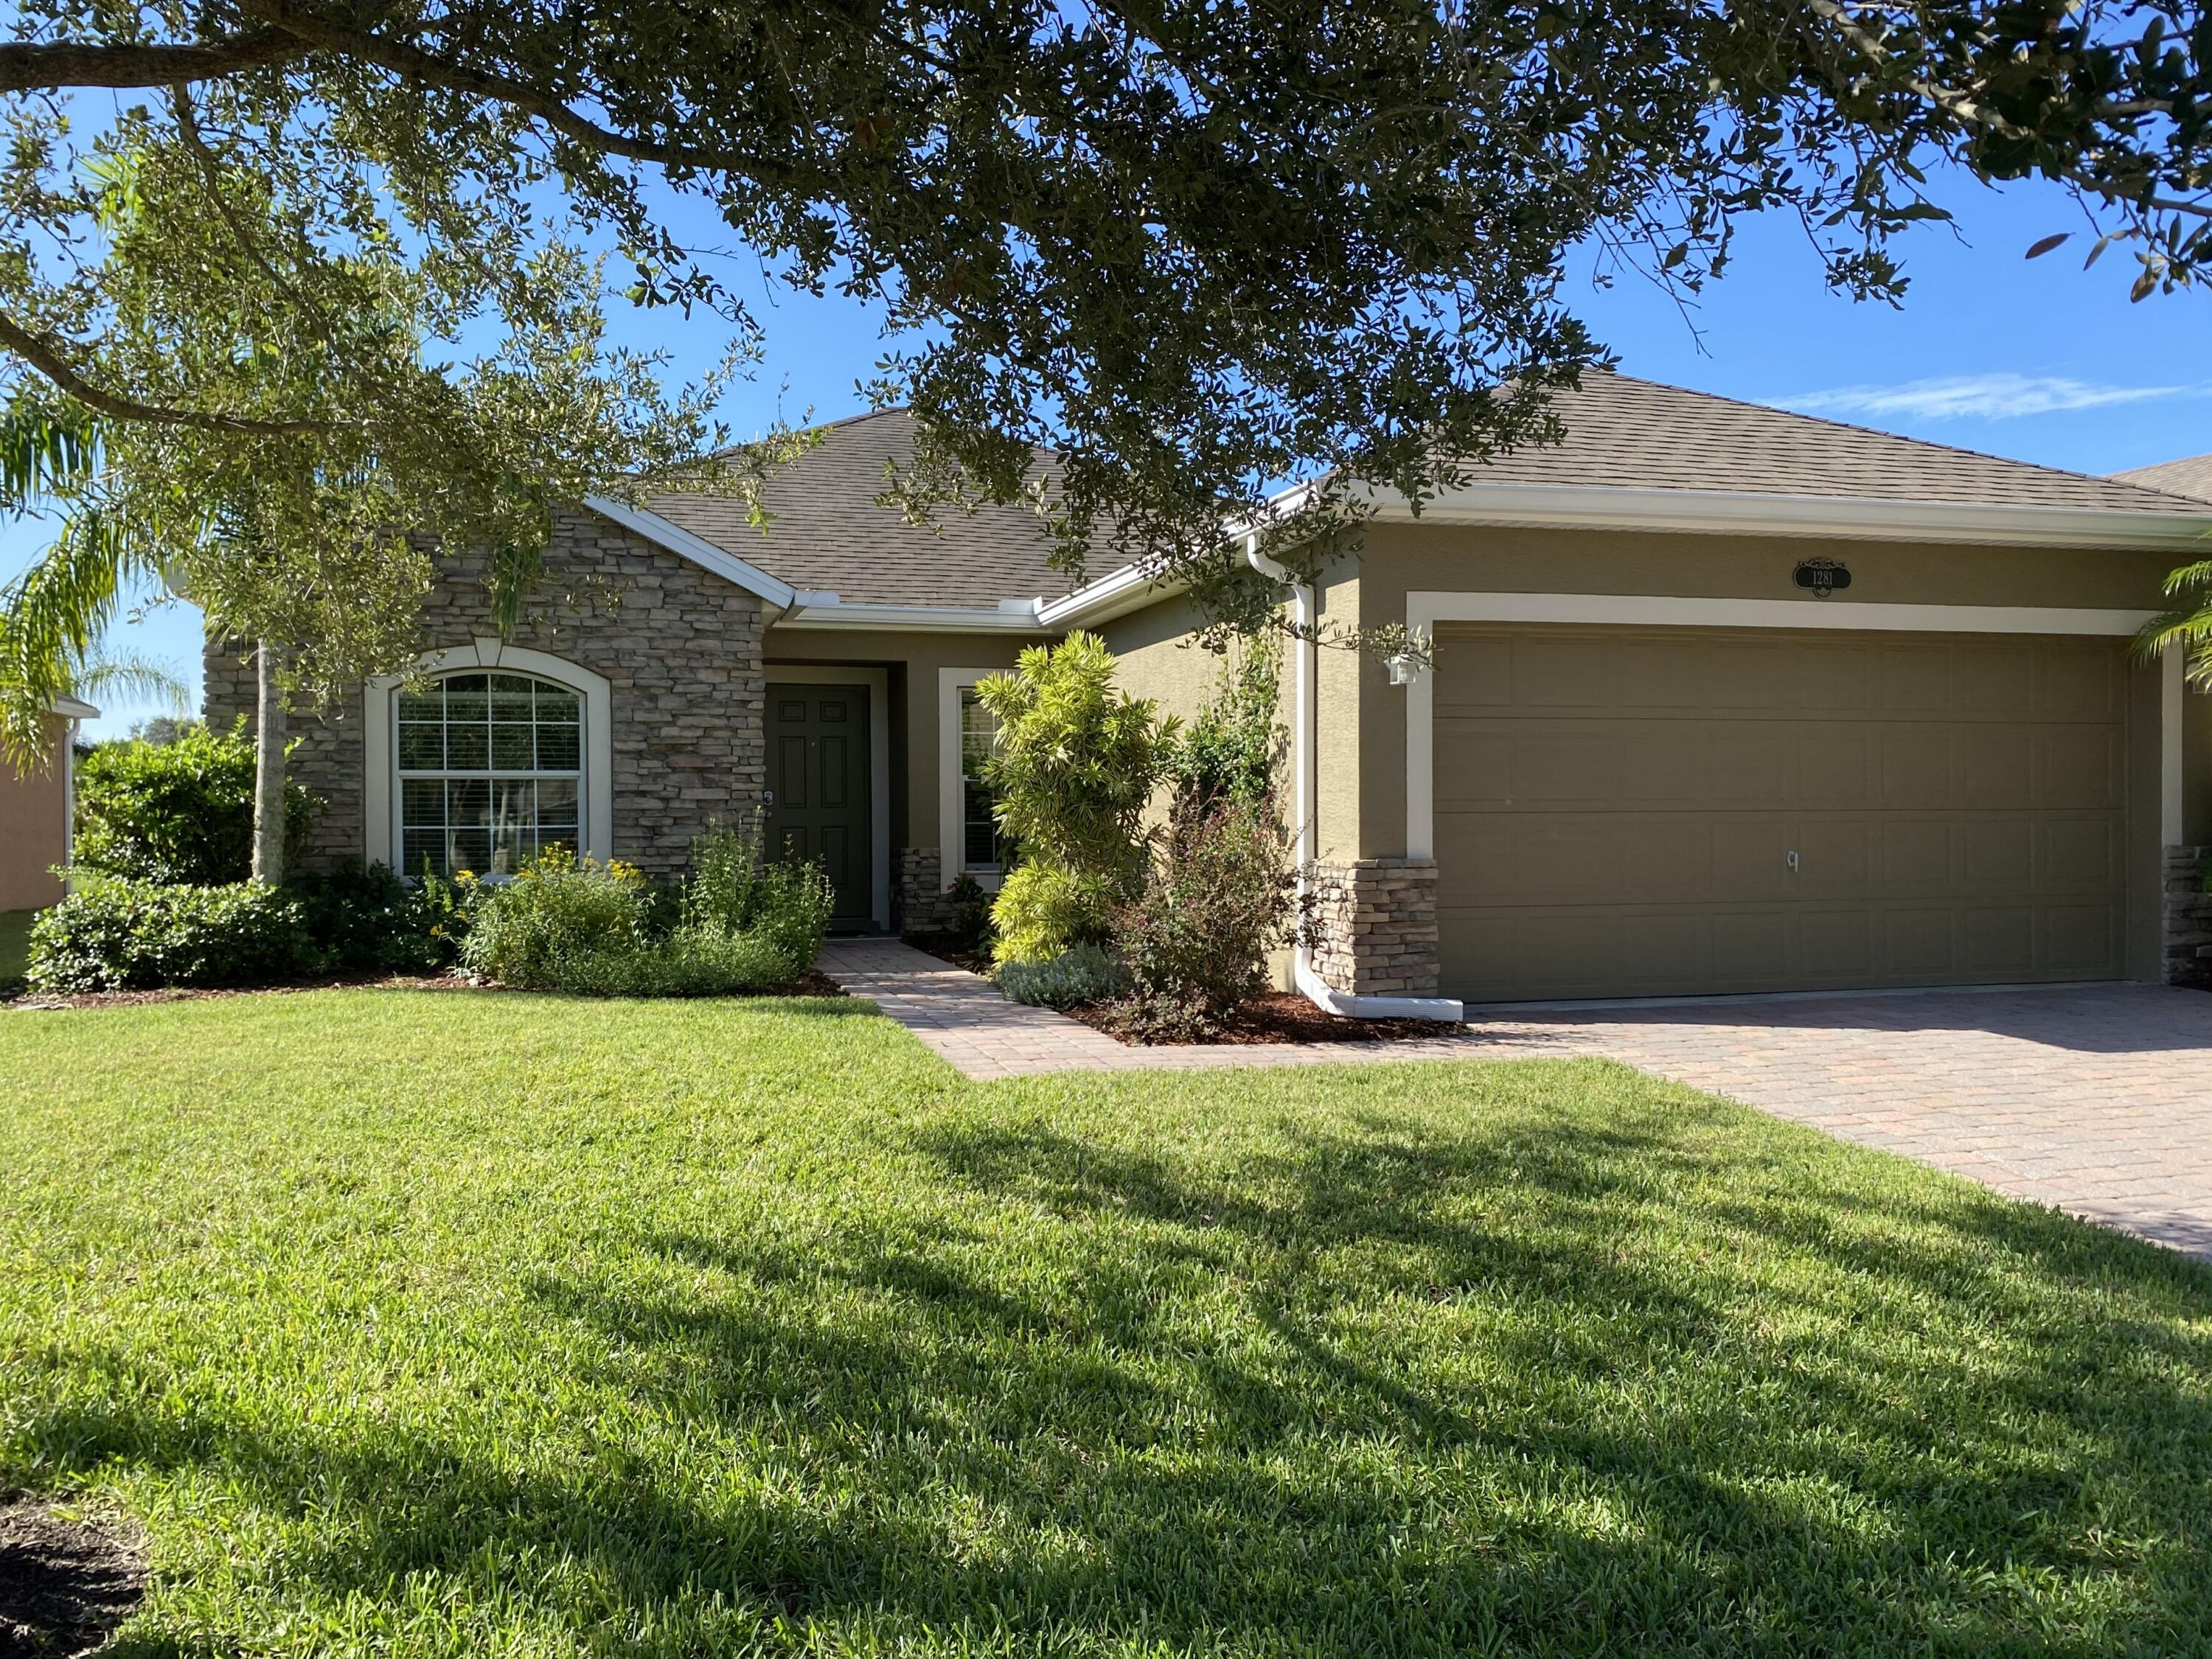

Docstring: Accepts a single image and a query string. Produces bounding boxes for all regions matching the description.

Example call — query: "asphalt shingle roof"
[2110,452,2212,504]
[644,411,1068,608]
[1467,374,2207,514]
[635,378,2205,611]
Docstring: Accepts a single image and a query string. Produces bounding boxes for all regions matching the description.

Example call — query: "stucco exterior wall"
[0,714,72,911]
[206,509,767,878]
[1341,521,2199,986]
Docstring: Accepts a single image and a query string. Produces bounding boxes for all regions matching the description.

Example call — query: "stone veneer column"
[2162,845,2212,988]
[204,509,766,877]
[897,847,957,934]
[1306,858,1441,998]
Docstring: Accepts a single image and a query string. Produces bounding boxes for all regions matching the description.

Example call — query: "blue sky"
[14,161,2211,740]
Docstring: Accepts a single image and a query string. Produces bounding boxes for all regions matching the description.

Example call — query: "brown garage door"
[1435,625,2129,1002]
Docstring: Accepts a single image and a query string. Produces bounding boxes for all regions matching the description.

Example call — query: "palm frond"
[0,399,100,513]
[70,646,192,714]
[0,509,161,767]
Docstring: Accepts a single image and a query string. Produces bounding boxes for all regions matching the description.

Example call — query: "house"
[206,374,2212,1014]
[1,696,99,913]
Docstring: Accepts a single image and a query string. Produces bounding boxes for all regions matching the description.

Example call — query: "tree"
[1,0,2204,662]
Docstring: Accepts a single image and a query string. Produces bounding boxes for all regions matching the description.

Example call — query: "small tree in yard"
[973,633,1172,964]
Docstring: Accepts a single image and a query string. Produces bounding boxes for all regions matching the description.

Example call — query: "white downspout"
[1242,537,1463,1023]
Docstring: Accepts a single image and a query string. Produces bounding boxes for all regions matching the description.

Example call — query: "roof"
[590,378,2212,628]
[2110,452,2212,504]
[641,410,1068,608]
[1446,373,2206,515]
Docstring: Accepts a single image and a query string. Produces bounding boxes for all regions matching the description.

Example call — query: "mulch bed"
[902,935,1451,1046]
[10,968,849,1012]
[0,1500,145,1659]
[1065,992,1453,1046]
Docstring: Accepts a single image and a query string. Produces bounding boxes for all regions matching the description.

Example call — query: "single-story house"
[207,373,2212,1015]
[1,696,99,913]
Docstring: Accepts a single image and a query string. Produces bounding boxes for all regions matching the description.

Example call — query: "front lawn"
[1,990,2208,1656]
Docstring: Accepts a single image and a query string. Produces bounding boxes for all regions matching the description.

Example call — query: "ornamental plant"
[72,720,317,886]
[972,633,1172,964]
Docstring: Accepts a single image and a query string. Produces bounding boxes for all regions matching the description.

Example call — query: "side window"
[959,686,1001,873]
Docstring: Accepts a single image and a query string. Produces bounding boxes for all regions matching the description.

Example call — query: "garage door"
[1435,625,2130,1002]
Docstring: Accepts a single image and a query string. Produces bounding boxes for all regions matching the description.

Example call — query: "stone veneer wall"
[897,846,956,933]
[204,510,766,877]
[1306,858,1441,998]
[2163,845,2212,988]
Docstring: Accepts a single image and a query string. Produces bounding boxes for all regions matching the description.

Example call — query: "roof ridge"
[1597,370,2197,512]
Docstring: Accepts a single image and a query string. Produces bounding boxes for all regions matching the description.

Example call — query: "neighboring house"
[0,697,98,911]
[206,375,2212,1014]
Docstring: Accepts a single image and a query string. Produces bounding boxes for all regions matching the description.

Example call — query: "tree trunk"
[251,640,288,885]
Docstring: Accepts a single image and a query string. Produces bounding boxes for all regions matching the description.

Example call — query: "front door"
[765,683,873,930]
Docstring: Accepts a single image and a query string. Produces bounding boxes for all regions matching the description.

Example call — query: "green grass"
[1,990,2208,1658]
[0,907,36,989]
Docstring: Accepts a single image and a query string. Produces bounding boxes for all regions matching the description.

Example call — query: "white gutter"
[1242,537,1464,1024]
[774,597,1052,633]
[1338,480,2212,551]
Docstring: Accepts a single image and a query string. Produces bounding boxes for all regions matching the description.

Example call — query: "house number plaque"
[1793,557,1851,597]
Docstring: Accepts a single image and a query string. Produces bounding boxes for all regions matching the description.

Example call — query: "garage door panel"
[1955,644,2035,714]
[2036,647,2126,720]
[1961,728,2036,807]
[1962,820,2037,889]
[2039,817,2122,892]
[1434,624,2131,1001]
[2037,728,2123,807]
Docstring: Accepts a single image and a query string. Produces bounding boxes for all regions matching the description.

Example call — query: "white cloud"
[1770,373,2211,422]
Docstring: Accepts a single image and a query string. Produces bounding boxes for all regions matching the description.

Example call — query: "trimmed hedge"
[73,722,318,886]
[29,877,316,992]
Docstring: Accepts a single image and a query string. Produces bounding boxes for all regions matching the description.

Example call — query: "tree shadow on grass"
[19,1094,2212,1656]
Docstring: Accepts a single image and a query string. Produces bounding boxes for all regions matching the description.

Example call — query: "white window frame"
[1399,591,2178,861]
[763,665,891,931]
[939,667,1008,892]
[364,640,613,873]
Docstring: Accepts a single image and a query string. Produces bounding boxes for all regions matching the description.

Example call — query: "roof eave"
[1347,482,2212,550]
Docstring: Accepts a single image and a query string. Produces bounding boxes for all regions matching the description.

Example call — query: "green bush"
[989,860,1121,964]
[289,861,470,973]
[995,942,1129,1009]
[29,876,316,992]
[74,721,318,885]
[1112,795,1295,1040]
[974,633,1169,964]
[1170,638,1283,811]
[461,825,832,997]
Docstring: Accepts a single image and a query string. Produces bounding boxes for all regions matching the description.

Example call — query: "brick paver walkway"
[816,939,1495,1078]
[818,941,2212,1260]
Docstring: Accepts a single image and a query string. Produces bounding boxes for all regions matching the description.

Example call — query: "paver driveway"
[1479,984,2212,1262]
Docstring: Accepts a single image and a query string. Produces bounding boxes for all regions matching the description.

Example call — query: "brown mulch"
[0,1501,145,1659]
[901,936,1450,1046]
[10,967,849,1012]
[1065,992,1453,1046]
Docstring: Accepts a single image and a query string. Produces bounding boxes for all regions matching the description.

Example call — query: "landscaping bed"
[7,966,849,1012]
[904,933,1447,1045]
[2,989,2208,1655]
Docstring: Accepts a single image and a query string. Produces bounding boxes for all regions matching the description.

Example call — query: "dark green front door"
[765,684,872,929]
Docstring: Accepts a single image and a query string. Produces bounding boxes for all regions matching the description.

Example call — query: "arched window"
[395,672,582,877]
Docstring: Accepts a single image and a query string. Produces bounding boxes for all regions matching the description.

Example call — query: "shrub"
[995,942,1130,1009]
[973,633,1170,964]
[1170,638,1283,811]
[458,848,651,991]
[990,860,1119,964]
[29,876,316,992]
[73,721,319,886]
[683,819,835,973]
[1112,795,1295,1038]
[947,872,995,952]
[289,861,470,974]
[461,824,831,997]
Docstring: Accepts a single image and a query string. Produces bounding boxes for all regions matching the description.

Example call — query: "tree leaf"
[2026,232,2070,259]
